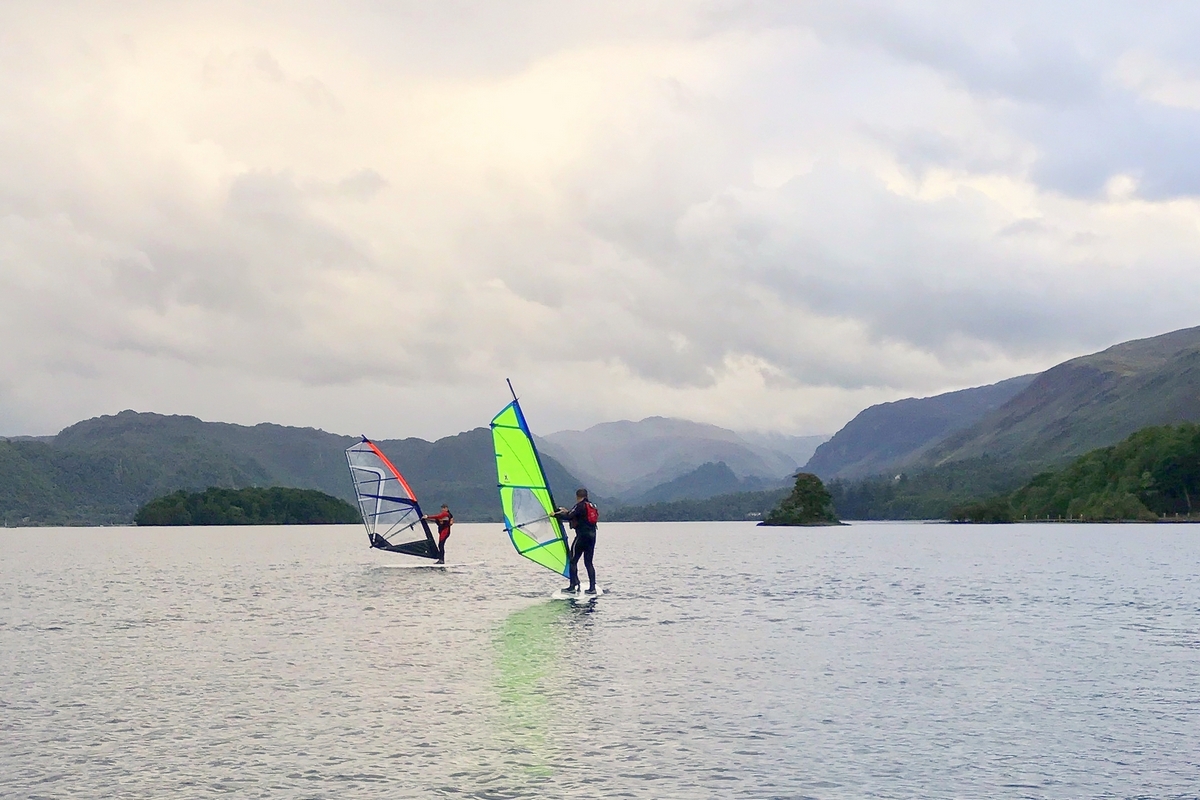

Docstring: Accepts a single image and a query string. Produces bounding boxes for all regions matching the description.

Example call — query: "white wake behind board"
[550,586,605,601]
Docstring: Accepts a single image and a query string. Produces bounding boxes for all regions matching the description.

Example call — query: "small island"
[760,472,843,526]
[135,487,360,526]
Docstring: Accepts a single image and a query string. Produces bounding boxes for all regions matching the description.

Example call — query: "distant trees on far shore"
[135,487,359,526]
[950,423,1200,523]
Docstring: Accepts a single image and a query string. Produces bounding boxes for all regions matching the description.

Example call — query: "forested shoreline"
[135,487,359,526]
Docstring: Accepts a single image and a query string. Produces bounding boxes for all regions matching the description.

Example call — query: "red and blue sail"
[345,437,439,558]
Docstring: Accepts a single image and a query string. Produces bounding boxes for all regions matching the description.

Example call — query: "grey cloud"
[332,170,389,200]
[4,1,1200,439]
[1020,93,1200,198]
[789,2,1200,199]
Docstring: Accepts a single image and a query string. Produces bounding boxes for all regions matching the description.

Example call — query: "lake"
[2,521,1198,798]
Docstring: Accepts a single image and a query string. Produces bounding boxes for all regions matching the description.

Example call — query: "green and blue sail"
[490,395,571,578]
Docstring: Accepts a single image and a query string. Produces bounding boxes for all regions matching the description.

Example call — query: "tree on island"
[761,473,841,526]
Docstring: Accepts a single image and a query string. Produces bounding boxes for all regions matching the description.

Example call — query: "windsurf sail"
[490,384,570,577]
[345,437,439,559]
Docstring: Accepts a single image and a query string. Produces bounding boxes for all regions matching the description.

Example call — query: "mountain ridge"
[819,325,1200,520]
[805,375,1036,480]
[919,326,1200,470]
[0,411,581,525]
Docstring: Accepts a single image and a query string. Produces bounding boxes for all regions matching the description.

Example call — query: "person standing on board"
[554,488,599,594]
[422,504,454,564]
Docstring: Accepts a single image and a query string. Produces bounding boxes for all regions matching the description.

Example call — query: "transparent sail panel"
[512,487,554,542]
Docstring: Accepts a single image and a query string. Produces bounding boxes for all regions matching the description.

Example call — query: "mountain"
[0,410,583,525]
[805,375,1036,480]
[920,326,1200,470]
[539,417,815,499]
[823,325,1200,520]
[622,461,783,506]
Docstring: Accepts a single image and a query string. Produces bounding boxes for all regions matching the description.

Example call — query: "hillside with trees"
[823,326,1200,519]
[1,411,582,526]
[135,487,359,526]
[951,423,1200,522]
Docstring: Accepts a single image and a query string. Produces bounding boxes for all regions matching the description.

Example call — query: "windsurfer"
[422,504,454,564]
[554,488,598,594]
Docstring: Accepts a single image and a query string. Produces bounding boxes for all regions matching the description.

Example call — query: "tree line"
[135,487,360,526]
[951,423,1200,523]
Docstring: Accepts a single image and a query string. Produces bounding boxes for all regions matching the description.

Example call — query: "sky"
[3,1,1200,440]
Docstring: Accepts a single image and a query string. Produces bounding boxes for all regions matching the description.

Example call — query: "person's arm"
[564,501,585,526]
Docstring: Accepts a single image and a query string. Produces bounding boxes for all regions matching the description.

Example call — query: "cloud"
[1,1,1200,440]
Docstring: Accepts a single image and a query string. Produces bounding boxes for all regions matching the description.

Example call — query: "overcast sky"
[3,1,1200,440]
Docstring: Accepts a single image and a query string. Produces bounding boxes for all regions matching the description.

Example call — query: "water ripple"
[1,522,1199,797]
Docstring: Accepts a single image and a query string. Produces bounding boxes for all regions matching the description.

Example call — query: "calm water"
[2,522,1198,798]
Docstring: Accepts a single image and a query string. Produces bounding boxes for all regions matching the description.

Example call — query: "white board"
[550,586,605,601]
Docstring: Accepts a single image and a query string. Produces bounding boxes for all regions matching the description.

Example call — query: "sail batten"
[345,437,439,558]
[491,396,570,577]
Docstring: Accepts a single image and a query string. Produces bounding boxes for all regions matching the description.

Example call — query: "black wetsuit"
[557,500,597,590]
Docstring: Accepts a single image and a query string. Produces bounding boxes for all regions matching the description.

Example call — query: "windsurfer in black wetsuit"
[554,488,598,594]
[422,504,454,564]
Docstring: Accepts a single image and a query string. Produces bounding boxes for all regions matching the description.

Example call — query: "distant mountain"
[919,326,1200,470]
[804,375,1036,480]
[539,417,809,499]
[0,410,582,525]
[622,461,783,506]
[736,432,828,470]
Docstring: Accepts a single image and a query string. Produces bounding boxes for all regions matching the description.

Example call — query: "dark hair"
[576,488,588,499]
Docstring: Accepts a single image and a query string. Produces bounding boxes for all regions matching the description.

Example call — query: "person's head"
[576,488,588,500]
[441,504,450,512]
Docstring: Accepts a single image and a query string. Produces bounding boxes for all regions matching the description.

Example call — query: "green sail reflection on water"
[490,398,570,577]
[491,602,573,780]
